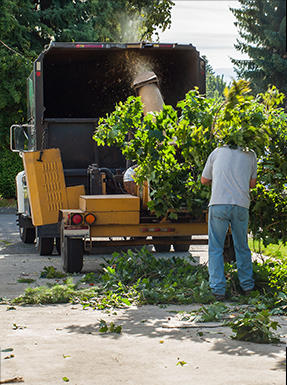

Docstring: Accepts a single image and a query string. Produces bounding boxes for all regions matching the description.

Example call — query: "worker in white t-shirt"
[201,145,257,300]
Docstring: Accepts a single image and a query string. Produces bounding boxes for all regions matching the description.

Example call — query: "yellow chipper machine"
[10,41,209,273]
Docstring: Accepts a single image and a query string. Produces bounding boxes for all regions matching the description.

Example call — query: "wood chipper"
[10,41,210,273]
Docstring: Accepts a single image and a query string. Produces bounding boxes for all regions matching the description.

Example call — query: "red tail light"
[71,214,83,225]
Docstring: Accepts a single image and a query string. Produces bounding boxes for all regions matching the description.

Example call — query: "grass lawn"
[0,197,16,207]
[249,238,287,258]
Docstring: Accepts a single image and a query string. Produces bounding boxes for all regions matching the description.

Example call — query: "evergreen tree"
[230,0,287,95]
[203,56,227,99]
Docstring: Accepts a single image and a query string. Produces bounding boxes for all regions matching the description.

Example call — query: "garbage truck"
[10,41,212,273]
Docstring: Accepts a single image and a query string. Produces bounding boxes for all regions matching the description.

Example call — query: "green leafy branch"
[93,81,287,244]
[226,309,281,344]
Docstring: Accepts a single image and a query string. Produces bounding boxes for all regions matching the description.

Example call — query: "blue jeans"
[208,204,254,295]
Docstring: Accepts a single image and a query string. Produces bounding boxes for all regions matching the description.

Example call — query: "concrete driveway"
[0,211,286,385]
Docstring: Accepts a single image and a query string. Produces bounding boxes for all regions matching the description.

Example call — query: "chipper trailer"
[10,41,228,273]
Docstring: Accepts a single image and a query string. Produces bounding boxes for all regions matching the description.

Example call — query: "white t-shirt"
[202,146,257,208]
[123,166,136,182]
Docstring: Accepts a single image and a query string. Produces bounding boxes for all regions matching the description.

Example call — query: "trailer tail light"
[71,213,83,225]
[84,213,96,225]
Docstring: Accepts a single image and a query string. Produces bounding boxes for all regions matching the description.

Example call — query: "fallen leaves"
[176,359,187,367]
[99,319,122,334]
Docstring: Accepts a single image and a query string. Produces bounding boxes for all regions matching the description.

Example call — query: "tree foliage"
[35,0,173,42]
[0,0,39,146]
[231,0,287,96]
[88,0,174,42]
[0,0,173,197]
[0,147,23,198]
[204,56,227,100]
[0,0,174,136]
[93,81,287,244]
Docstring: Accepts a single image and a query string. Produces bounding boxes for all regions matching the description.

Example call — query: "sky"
[157,0,246,82]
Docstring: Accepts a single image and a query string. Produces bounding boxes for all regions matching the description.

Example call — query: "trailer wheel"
[61,236,83,273]
[173,236,191,252]
[153,237,171,253]
[38,237,54,256]
[19,225,35,244]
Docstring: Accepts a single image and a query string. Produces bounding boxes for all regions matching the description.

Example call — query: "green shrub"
[0,147,23,198]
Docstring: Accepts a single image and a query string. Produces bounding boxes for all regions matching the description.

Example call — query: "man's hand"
[201,176,212,186]
[250,178,257,189]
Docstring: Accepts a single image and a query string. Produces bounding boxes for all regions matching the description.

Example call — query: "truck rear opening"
[30,42,206,184]
[41,42,205,119]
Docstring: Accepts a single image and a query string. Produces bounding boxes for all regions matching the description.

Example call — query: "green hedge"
[0,148,23,198]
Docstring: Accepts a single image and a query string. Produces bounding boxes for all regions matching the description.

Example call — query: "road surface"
[0,211,285,385]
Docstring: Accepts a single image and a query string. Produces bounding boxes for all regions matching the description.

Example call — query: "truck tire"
[153,237,171,253]
[173,236,191,252]
[19,225,36,244]
[61,237,83,273]
[38,237,54,256]
[18,214,35,244]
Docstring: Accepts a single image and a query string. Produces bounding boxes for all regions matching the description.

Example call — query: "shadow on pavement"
[0,240,37,254]
[209,336,284,358]
[63,305,286,359]
[270,357,286,371]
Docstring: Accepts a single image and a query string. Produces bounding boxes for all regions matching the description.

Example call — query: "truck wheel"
[173,236,191,252]
[38,237,54,256]
[153,237,171,253]
[61,237,83,273]
[19,225,35,244]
